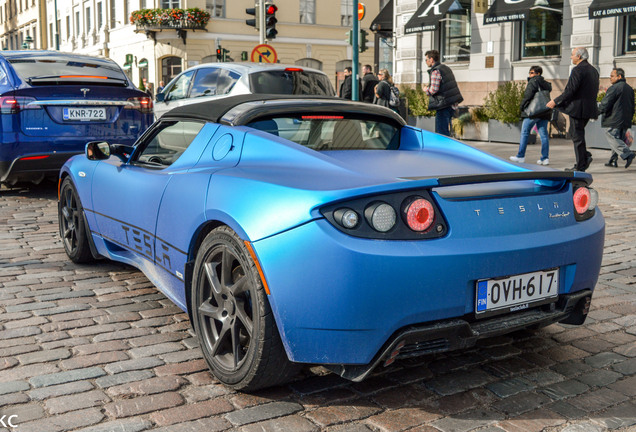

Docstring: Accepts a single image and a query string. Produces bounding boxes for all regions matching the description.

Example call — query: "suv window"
[247,115,400,151]
[249,70,335,96]
[190,68,240,98]
[136,120,204,166]
[165,70,195,101]
[8,57,126,81]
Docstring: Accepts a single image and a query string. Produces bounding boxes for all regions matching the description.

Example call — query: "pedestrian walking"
[373,69,393,109]
[423,49,464,137]
[547,47,599,172]
[597,68,636,168]
[157,80,165,94]
[510,66,552,165]
[339,67,354,99]
[145,81,154,99]
[360,65,379,103]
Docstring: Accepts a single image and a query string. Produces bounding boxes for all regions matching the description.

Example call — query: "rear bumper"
[0,152,81,184]
[327,289,592,381]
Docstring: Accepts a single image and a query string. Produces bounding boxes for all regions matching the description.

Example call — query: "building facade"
[1,0,387,92]
[390,0,636,105]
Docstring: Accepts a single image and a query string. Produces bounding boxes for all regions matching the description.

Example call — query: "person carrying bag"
[510,66,552,165]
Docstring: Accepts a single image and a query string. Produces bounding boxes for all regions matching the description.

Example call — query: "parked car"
[0,50,154,186]
[153,62,335,118]
[59,95,605,391]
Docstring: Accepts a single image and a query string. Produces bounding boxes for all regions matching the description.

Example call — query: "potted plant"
[130,8,211,30]
[452,106,489,141]
[483,81,535,144]
[402,86,436,132]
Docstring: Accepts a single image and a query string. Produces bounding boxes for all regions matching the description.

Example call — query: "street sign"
[251,44,278,63]
[358,3,365,21]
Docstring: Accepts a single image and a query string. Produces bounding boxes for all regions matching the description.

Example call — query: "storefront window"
[521,8,562,58]
[441,0,471,63]
[624,15,636,54]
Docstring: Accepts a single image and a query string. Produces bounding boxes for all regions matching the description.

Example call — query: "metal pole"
[352,1,359,101]
[259,0,265,44]
[54,0,59,50]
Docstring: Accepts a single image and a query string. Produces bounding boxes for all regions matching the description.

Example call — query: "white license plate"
[63,107,107,121]
[476,268,559,315]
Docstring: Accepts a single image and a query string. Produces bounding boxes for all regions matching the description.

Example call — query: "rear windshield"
[247,115,400,150]
[249,71,335,96]
[9,58,127,84]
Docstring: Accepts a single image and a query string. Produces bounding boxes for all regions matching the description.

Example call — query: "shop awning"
[484,0,561,25]
[138,59,148,67]
[404,0,465,34]
[371,0,393,32]
[589,0,636,19]
[122,63,132,71]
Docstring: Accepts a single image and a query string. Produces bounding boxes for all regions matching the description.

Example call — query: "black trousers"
[570,117,592,169]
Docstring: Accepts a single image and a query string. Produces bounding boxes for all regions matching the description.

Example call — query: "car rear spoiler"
[401,170,592,187]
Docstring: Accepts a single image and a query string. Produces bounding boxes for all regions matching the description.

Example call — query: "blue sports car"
[0,51,153,186]
[58,95,605,391]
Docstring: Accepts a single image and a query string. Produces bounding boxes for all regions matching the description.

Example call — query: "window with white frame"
[161,0,180,8]
[66,16,70,39]
[300,0,315,24]
[97,2,103,29]
[520,4,562,58]
[440,0,471,63]
[341,0,352,26]
[75,10,80,36]
[206,0,224,17]
[110,0,117,28]
[86,7,91,31]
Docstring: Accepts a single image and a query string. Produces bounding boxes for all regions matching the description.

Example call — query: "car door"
[89,120,205,276]
[153,70,195,118]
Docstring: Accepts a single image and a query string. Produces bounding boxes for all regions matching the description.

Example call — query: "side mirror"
[156,93,165,102]
[85,141,111,160]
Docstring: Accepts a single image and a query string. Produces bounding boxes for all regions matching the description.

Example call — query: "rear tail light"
[126,97,153,113]
[365,202,397,232]
[0,96,40,114]
[334,208,360,229]
[573,186,598,221]
[403,197,435,232]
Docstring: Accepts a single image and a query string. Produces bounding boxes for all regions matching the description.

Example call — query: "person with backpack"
[423,50,464,137]
[374,69,399,113]
[510,66,552,165]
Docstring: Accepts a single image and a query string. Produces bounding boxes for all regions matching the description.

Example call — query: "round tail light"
[573,187,591,214]
[404,198,435,232]
[365,202,396,232]
[334,208,360,229]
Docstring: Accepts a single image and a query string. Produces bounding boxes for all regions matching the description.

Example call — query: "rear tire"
[191,226,297,391]
[58,178,94,263]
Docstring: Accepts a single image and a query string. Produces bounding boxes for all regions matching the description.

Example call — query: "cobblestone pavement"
[1,139,635,432]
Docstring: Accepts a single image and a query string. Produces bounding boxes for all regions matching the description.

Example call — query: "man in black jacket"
[547,47,599,171]
[598,68,636,168]
[339,67,360,100]
[360,65,379,103]
[423,50,464,137]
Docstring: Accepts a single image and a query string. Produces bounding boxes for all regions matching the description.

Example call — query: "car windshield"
[9,57,127,84]
[249,70,335,96]
[247,115,400,150]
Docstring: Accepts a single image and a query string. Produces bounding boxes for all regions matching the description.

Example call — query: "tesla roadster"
[58,95,605,391]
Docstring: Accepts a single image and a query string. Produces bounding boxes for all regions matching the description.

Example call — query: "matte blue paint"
[61,105,606,368]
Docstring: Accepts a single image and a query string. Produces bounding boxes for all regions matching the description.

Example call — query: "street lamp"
[22,35,33,50]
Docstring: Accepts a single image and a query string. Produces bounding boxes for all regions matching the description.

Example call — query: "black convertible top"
[161,94,406,126]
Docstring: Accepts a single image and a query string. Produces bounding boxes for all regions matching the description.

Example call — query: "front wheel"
[58,178,94,263]
[191,226,297,391]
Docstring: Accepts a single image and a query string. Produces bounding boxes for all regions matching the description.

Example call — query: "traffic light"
[216,46,230,62]
[345,30,352,45]
[264,2,278,40]
[359,29,368,53]
[246,4,260,30]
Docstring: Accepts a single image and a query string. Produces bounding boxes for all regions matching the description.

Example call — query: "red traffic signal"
[265,4,277,14]
[264,2,277,40]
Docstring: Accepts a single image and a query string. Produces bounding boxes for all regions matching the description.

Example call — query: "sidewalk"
[465,137,636,200]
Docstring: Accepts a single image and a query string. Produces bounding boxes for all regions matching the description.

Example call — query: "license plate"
[63,107,107,121]
[476,268,559,316]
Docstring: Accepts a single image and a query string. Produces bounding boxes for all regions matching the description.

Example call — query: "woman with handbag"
[510,66,553,165]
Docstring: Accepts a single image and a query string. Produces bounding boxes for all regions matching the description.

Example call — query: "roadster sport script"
[476,269,559,316]
[63,107,106,121]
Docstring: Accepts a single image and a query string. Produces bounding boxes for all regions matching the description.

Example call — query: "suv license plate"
[63,107,107,121]
[476,268,559,316]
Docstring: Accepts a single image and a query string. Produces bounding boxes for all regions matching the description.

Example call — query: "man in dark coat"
[423,50,464,137]
[340,67,354,100]
[598,68,636,168]
[360,65,379,103]
[547,47,599,172]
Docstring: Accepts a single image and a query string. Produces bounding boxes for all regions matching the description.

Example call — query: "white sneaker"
[536,159,549,165]
[510,156,525,163]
